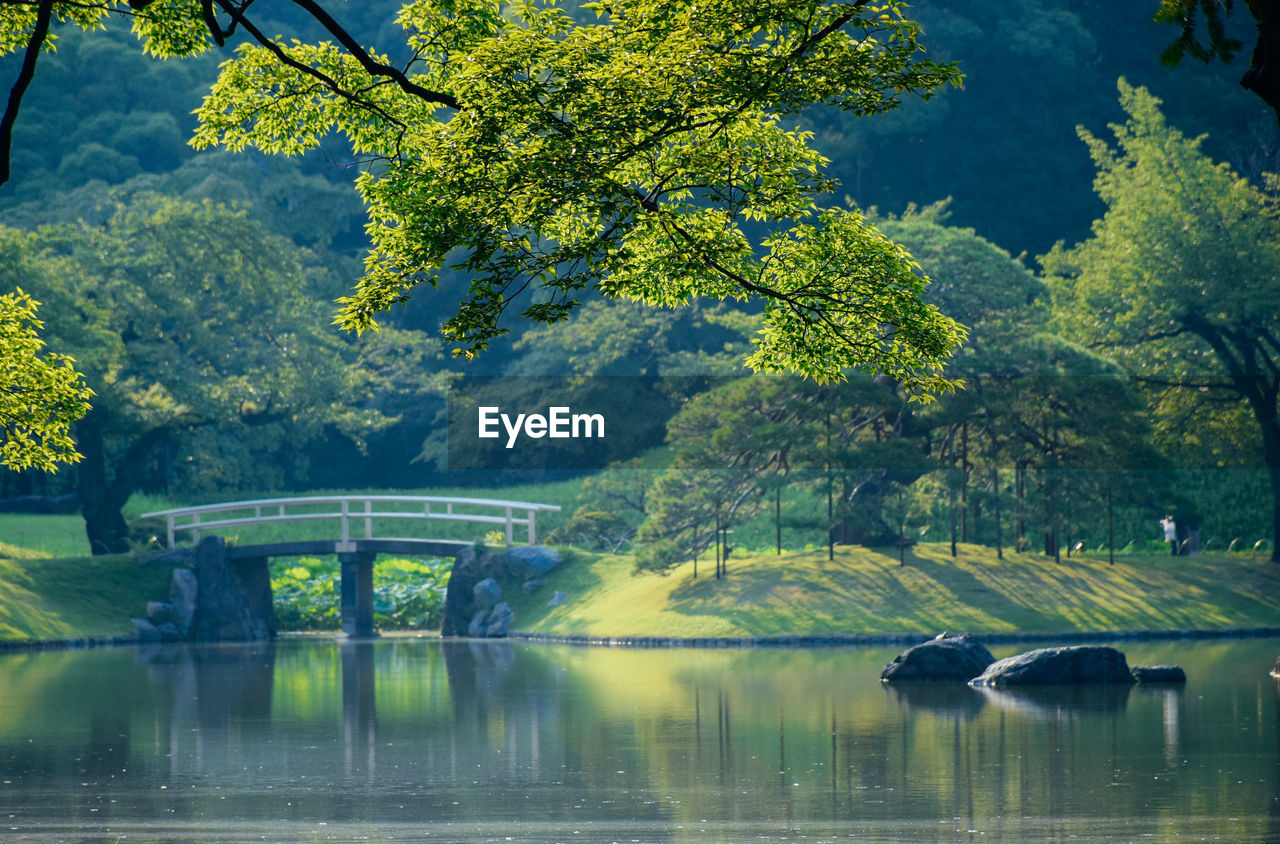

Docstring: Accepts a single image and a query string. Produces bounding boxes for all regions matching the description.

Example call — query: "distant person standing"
[1161,515,1178,556]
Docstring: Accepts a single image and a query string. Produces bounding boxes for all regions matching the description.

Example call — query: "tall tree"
[1,194,438,553]
[1043,80,1280,562]
[1,0,964,388]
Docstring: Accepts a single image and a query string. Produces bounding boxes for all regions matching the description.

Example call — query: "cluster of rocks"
[134,536,274,643]
[880,633,1187,686]
[441,544,567,638]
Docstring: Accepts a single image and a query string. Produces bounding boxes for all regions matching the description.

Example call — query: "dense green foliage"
[1045,80,1280,561]
[271,556,450,631]
[0,194,442,552]
[0,0,973,389]
[187,0,966,386]
[0,1,1275,571]
[0,288,91,472]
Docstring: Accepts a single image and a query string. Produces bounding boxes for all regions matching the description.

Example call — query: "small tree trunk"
[992,465,1003,561]
[949,481,958,558]
[1043,469,1057,559]
[1270,466,1280,564]
[715,513,722,579]
[960,422,969,543]
[1015,460,1026,552]
[775,486,782,555]
[1107,477,1115,566]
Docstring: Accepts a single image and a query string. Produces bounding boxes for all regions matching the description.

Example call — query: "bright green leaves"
[0,287,92,472]
[0,1,216,60]
[872,200,1049,373]
[185,0,962,386]
[130,0,211,58]
[0,1,109,57]
[193,40,430,158]
[746,209,964,390]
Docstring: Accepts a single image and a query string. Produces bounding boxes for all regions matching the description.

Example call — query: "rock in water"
[881,634,996,682]
[132,618,162,643]
[1132,665,1187,683]
[970,646,1136,687]
[146,600,179,627]
[485,602,515,637]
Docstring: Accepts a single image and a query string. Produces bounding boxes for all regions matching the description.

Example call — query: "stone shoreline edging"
[3,626,1280,653]
[0,634,138,652]
[507,627,1280,649]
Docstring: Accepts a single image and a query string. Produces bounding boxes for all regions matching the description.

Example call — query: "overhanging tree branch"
[288,0,461,108]
[0,0,53,187]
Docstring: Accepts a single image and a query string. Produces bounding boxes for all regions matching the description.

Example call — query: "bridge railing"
[141,495,562,551]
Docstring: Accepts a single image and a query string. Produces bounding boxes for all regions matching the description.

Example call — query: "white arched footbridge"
[142,495,562,637]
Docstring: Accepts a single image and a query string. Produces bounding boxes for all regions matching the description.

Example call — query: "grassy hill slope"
[0,534,1277,643]
[0,550,173,641]
[506,544,1280,639]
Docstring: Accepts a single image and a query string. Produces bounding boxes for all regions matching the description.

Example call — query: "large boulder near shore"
[881,634,996,682]
[473,577,502,610]
[970,646,1136,687]
[190,536,265,642]
[169,567,198,637]
[504,546,561,579]
[441,547,481,636]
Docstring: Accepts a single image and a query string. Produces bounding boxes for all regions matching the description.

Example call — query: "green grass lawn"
[506,543,1280,638]
[0,552,174,640]
[0,514,90,559]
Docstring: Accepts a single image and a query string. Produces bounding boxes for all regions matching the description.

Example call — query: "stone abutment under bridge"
[139,535,563,641]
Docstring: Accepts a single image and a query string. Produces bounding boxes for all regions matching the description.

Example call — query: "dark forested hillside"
[2,1,1268,262]
[808,0,1271,259]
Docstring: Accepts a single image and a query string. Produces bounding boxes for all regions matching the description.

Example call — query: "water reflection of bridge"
[137,639,539,789]
[142,495,560,636]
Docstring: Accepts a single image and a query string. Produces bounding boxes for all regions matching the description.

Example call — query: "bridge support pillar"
[338,551,378,638]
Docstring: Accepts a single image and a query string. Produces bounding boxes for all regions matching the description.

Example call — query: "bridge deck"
[226,538,473,560]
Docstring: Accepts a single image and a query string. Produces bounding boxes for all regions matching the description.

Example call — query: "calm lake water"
[0,636,1277,842]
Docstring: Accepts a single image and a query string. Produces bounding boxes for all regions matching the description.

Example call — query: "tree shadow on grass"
[663,549,1006,636]
[902,553,1056,632]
